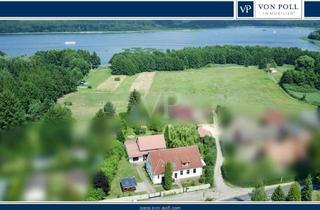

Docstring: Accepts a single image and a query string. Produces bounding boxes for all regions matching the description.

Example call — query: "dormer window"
[181,157,190,167]
[182,162,190,166]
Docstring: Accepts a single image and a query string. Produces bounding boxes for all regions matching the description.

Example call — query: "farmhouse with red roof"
[146,145,205,184]
[124,134,167,163]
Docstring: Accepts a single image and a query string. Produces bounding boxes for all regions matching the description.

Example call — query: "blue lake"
[0,27,319,63]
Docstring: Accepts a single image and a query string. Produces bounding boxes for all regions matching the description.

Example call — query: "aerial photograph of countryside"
[0,20,320,202]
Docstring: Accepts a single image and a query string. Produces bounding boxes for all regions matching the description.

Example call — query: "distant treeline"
[0,49,100,131]
[308,30,320,41]
[1,20,320,33]
[110,46,320,75]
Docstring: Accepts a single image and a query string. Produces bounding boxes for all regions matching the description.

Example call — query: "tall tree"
[93,171,110,194]
[286,182,301,201]
[295,55,315,71]
[103,101,116,118]
[127,89,142,113]
[164,123,199,148]
[271,185,285,201]
[251,185,268,201]
[90,51,101,68]
[163,162,173,190]
[0,89,25,131]
[301,175,313,201]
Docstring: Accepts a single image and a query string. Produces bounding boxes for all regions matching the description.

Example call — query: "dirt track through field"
[130,72,156,96]
[96,75,127,91]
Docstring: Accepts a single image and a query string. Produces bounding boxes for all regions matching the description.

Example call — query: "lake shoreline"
[0,26,317,64]
[301,36,320,47]
[0,25,316,35]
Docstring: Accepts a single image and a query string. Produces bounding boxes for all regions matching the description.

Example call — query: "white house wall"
[128,156,144,163]
[146,158,203,184]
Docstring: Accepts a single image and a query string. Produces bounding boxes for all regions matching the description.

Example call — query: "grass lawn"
[84,67,111,89]
[58,68,138,132]
[147,64,313,117]
[106,157,144,198]
[59,64,314,132]
[282,84,320,106]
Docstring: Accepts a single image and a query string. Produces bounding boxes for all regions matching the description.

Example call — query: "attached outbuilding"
[125,134,167,163]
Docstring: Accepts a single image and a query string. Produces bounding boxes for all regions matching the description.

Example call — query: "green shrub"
[301,175,313,201]
[134,126,147,135]
[64,101,72,106]
[114,77,121,81]
[286,182,301,201]
[271,185,285,201]
[251,185,268,201]
[204,166,214,186]
[86,188,106,201]
[93,171,110,194]
[163,162,173,190]
[100,140,125,181]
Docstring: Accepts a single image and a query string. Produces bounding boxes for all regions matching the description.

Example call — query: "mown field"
[59,64,314,130]
[147,64,313,116]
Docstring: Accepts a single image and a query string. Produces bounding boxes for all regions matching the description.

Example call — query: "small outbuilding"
[120,177,137,192]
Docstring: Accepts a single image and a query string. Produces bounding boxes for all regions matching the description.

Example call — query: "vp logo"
[240,5,252,13]
[238,1,254,17]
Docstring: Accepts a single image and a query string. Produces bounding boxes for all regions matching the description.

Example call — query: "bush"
[86,188,106,201]
[88,85,92,89]
[100,140,125,181]
[114,77,121,81]
[134,126,147,135]
[93,171,110,194]
[301,175,313,201]
[204,152,216,166]
[251,185,268,201]
[64,101,72,106]
[271,185,285,201]
[286,182,301,201]
[164,123,199,148]
[204,166,214,186]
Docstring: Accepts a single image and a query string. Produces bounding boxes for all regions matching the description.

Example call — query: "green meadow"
[59,64,314,129]
[147,64,313,116]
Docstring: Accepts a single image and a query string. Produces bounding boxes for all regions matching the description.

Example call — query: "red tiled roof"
[124,140,148,158]
[148,145,204,175]
[125,134,167,158]
[137,134,166,151]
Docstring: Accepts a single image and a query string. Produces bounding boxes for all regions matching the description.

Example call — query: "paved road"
[200,122,251,200]
[225,183,291,201]
[136,163,156,193]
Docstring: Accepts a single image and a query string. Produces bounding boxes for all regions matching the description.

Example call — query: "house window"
[193,169,196,173]
[143,155,148,160]
[133,157,139,161]
[174,173,177,178]
[180,170,183,175]
[187,170,190,174]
